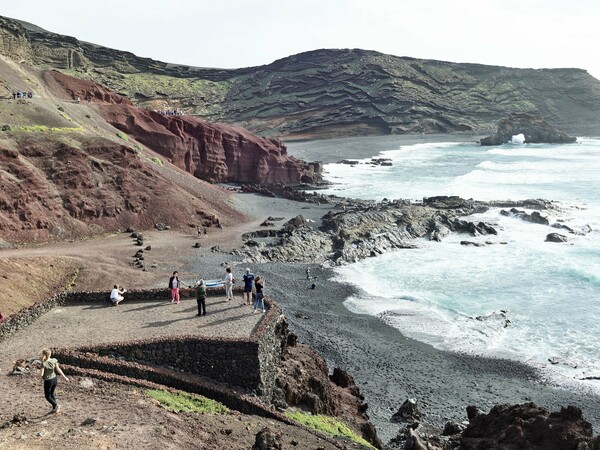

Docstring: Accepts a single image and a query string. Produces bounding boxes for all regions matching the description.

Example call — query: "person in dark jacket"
[196,279,206,316]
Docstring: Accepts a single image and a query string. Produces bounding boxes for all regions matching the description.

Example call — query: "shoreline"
[285,133,481,164]
[249,261,600,442]
[251,135,600,442]
[182,190,600,443]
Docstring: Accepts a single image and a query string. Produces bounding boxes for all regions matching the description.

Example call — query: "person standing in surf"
[39,348,69,414]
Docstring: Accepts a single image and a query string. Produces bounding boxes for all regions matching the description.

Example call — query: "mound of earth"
[0,133,236,243]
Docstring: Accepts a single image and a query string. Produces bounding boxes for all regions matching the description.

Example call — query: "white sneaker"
[253,309,257,314]
[262,309,266,314]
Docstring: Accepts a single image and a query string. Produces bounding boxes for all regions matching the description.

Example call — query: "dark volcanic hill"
[1,15,599,139]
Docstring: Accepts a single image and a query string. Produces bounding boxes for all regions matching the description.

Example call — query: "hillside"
[0,55,245,244]
[1,15,599,139]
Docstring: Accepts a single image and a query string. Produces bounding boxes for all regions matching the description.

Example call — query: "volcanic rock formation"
[480,113,577,145]
[45,70,322,184]
[2,15,600,138]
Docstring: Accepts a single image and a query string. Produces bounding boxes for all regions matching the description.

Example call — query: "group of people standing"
[241,268,265,313]
[170,267,266,316]
[39,265,269,416]
[12,91,33,99]
[225,267,265,313]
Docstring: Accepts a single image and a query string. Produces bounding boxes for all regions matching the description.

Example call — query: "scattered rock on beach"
[391,398,422,423]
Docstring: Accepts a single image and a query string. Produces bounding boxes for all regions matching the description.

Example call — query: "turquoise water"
[293,136,600,387]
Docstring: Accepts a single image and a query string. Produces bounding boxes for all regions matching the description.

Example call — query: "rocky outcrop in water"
[480,113,577,145]
[236,196,551,266]
[500,208,550,225]
[2,16,600,138]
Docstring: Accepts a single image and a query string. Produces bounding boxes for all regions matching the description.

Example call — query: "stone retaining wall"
[0,288,284,400]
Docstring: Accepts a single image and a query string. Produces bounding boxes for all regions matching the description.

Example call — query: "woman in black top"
[253,276,265,313]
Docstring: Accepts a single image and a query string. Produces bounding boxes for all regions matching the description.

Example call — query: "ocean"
[290,136,600,389]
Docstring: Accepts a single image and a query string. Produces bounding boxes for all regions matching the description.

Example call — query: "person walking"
[253,276,265,313]
[39,348,69,414]
[169,271,181,304]
[110,284,126,306]
[223,267,235,302]
[196,279,206,316]
[242,268,255,306]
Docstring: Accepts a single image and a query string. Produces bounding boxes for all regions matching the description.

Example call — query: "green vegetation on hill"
[145,389,229,415]
[285,411,375,449]
[1,125,84,133]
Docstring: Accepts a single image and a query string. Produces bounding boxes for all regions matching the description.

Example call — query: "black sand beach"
[185,134,600,443]
[186,191,600,443]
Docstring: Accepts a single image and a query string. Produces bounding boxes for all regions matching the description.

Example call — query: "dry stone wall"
[0,288,284,400]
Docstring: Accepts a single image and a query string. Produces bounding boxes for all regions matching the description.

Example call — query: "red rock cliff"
[45,71,322,184]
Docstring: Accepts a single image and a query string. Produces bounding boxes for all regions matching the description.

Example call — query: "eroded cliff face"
[0,137,227,243]
[45,70,322,184]
[2,16,599,139]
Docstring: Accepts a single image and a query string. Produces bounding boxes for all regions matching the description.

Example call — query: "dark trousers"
[197,297,206,315]
[44,377,58,409]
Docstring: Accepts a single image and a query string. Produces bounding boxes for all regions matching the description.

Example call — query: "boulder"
[461,403,600,450]
[545,233,568,243]
[501,208,550,225]
[391,398,422,423]
[252,427,282,450]
[480,113,577,145]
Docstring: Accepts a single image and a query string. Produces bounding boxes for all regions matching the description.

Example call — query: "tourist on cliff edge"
[169,271,181,304]
[242,268,255,306]
[196,279,206,316]
[224,267,235,302]
[253,276,265,314]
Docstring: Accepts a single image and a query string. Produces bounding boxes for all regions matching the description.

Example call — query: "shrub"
[150,157,163,166]
[145,389,229,415]
[116,131,129,141]
[285,411,376,449]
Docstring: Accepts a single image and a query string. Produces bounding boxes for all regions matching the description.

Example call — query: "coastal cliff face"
[45,70,321,184]
[2,16,599,139]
